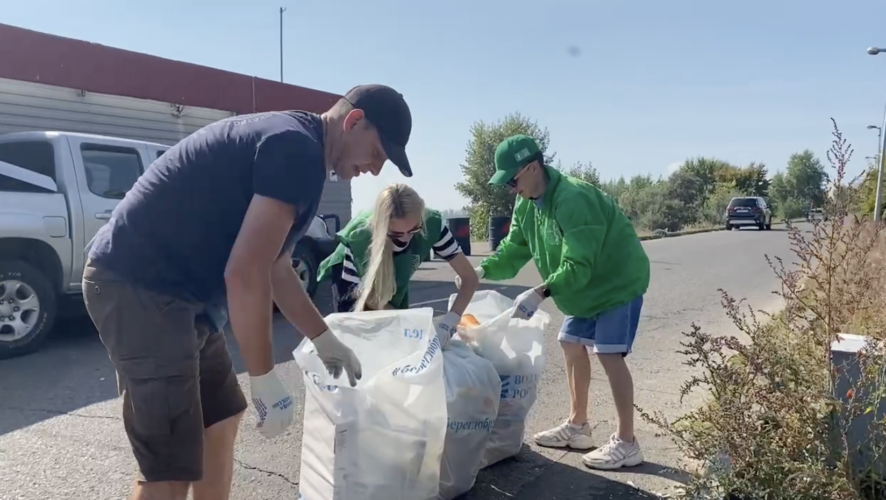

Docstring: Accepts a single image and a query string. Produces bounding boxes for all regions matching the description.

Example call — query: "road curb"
[638,226,721,241]
[638,218,809,241]
[466,219,808,255]
[469,226,723,250]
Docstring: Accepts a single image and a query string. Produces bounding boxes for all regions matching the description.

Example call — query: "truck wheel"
[0,260,57,359]
[292,242,319,298]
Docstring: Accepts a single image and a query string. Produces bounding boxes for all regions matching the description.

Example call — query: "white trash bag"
[449,290,549,468]
[438,339,501,499]
[293,307,447,500]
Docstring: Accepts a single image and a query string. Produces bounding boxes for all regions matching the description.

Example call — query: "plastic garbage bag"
[293,307,447,500]
[438,339,501,499]
[449,290,549,468]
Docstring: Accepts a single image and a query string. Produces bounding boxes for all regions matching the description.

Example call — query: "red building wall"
[0,23,340,114]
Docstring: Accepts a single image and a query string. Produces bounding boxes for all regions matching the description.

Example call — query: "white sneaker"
[582,433,644,470]
[533,422,594,450]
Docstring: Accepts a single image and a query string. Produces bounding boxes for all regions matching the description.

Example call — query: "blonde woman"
[318,183,480,342]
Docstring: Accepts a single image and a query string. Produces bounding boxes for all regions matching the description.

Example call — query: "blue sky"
[6,0,886,212]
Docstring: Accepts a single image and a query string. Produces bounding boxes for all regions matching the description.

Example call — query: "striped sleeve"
[432,225,462,261]
[341,246,362,284]
[333,264,358,313]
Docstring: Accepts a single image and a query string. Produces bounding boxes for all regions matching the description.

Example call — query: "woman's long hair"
[353,183,426,312]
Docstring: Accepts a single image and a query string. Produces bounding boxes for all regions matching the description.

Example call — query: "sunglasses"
[388,223,423,239]
[506,162,534,188]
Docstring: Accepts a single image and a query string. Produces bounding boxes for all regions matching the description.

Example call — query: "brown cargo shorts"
[82,260,247,483]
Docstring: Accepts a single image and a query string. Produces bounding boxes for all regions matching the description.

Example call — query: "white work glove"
[455,266,484,289]
[312,329,363,387]
[249,369,294,439]
[435,311,460,347]
[513,287,545,320]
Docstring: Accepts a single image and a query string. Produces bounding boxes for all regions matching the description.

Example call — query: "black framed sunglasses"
[388,223,423,239]
[506,162,534,188]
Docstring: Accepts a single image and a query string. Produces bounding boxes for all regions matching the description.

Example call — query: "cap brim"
[381,137,412,178]
[488,169,515,186]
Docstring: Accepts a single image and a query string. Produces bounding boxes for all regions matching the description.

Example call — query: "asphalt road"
[0,224,805,500]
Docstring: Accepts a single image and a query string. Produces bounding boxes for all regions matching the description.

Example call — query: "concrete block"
[830,333,886,477]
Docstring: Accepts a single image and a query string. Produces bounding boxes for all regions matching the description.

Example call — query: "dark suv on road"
[726,196,772,231]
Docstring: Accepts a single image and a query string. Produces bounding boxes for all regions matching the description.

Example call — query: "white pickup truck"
[0,131,339,359]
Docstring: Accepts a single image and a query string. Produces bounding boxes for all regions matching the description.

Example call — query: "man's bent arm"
[271,250,328,340]
[480,206,533,281]
[230,128,325,376]
[225,194,294,377]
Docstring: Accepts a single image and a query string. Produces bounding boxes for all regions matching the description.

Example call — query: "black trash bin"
[447,217,472,256]
[488,216,511,252]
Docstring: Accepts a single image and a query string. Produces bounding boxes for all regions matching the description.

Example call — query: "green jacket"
[480,167,650,318]
[318,208,444,310]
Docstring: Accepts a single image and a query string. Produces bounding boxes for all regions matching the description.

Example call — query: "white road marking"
[410,285,510,308]
[411,297,450,307]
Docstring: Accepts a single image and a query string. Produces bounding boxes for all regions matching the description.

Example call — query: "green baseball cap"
[489,134,541,185]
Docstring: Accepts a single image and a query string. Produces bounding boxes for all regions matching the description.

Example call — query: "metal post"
[867,48,886,221]
[279,7,287,83]
[877,126,883,191]
[876,124,886,222]
[878,127,883,168]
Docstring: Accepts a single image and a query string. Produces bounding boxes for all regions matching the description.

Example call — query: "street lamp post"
[866,124,882,159]
[279,7,287,83]
[867,125,882,188]
[866,47,886,222]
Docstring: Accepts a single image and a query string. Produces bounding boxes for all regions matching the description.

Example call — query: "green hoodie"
[480,167,650,318]
[317,208,444,310]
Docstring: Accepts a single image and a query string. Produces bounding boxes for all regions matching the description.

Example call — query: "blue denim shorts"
[558,295,644,355]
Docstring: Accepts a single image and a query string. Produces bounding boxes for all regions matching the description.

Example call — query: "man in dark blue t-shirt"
[82,84,413,500]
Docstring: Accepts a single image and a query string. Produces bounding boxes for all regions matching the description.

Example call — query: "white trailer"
[0,76,354,224]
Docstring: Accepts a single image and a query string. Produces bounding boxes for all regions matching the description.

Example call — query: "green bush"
[467,203,490,241]
[618,182,687,232]
[700,184,746,226]
[777,197,808,220]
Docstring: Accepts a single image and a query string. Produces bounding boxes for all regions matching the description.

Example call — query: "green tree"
[776,197,808,220]
[667,169,705,223]
[624,174,657,192]
[782,150,829,208]
[562,161,600,186]
[618,180,686,232]
[729,162,770,198]
[454,113,554,239]
[766,151,828,218]
[700,182,745,225]
[769,172,791,205]
[599,176,629,200]
[678,157,733,198]
[860,161,883,216]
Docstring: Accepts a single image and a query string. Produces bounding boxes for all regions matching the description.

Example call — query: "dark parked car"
[725,196,772,231]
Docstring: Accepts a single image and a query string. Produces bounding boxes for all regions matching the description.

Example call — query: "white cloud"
[666,161,683,174]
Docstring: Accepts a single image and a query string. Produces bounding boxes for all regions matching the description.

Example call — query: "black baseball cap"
[343,84,413,177]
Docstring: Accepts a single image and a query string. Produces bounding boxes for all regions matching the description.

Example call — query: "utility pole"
[868,125,884,221]
[279,7,287,83]
[867,47,886,221]
[876,124,886,222]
